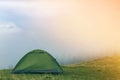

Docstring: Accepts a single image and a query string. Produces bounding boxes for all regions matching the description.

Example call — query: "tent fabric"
[12,49,63,74]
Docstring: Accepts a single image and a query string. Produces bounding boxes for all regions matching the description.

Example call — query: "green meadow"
[0,56,120,80]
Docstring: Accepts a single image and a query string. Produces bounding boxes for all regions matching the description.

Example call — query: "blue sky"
[0,0,120,69]
[0,1,74,68]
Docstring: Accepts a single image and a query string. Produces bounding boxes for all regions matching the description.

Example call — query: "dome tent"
[12,49,63,74]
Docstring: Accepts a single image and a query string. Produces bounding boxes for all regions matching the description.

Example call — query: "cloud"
[0,22,21,34]
[0,0,119,68]
[2,1,119,56]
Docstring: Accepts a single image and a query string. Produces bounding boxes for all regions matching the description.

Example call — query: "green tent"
[12,49,63,74]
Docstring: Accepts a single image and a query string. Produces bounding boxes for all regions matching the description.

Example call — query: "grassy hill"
[0,56,120,80]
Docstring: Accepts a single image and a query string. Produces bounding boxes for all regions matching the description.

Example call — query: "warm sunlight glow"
[0,0,119,69]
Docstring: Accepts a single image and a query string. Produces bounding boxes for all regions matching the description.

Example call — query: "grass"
[0,56,120,80]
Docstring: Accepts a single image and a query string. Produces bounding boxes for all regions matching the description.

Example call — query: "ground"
[0,56,120,80]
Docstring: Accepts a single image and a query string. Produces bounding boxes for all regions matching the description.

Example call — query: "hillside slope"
[65,56,120,80]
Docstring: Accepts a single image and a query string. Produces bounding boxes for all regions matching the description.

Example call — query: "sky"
[0,0,120,69]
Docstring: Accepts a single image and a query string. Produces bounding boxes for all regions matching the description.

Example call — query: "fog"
[0,0,120,69]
